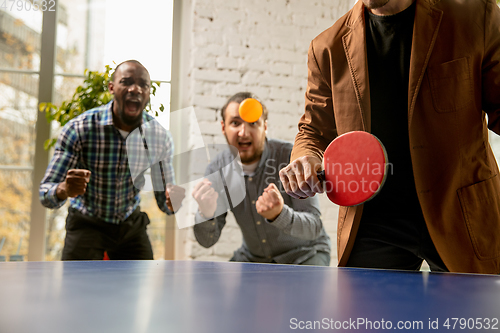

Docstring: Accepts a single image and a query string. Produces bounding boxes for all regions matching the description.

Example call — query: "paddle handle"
[317,170,325,183]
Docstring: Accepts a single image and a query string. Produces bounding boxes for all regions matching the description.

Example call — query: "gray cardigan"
[193,138,331,264]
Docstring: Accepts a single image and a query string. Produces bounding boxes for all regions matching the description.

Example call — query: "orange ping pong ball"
[239,98,263,123]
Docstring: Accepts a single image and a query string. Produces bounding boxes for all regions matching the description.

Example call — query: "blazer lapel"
[342,1,371,132]
[408,0,443,125]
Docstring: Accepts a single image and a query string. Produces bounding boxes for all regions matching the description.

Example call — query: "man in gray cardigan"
[192,92,331,265]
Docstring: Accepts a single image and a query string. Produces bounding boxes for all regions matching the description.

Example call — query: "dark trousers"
[346,210,448,272]
[62,207,154,260]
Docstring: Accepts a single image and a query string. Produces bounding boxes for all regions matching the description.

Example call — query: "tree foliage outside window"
[0,119,33,260]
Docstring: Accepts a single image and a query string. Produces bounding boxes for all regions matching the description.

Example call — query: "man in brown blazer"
[279,0,500,274]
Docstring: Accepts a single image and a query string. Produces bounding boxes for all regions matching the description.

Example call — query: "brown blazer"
[291,0,500,274]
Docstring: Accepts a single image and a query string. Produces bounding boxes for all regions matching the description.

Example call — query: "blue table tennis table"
[1,260,499,333]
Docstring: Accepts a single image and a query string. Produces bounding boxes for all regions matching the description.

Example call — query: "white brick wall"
[179,0,354,265]
[177,0,500,269]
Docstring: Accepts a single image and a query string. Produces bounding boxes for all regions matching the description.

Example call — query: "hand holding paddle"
[279,155,324,199]
[280,131,388,206]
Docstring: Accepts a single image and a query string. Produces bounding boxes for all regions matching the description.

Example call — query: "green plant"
[39,65,164,150]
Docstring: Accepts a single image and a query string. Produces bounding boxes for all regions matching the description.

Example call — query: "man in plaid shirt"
[40,60,185,260]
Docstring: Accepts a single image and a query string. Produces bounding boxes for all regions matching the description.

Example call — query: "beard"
[224,132,266,165]
[362,0,390,9]
[239,145,264,164]
[119,108,142,128]
[115,97,148,129]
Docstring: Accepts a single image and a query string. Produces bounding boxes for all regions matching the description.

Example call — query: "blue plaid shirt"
[39,101,175,224]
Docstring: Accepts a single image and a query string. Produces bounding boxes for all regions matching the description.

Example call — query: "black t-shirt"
[362,2,422,219]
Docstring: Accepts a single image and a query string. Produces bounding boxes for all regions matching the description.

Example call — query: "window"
[0,2,43,260]
[0,0,174,261]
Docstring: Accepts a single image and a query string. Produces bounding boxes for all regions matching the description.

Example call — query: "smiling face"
[222,101,267,164]
[108,61,151,131]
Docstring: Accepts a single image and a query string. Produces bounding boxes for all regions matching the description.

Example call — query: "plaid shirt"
[39,101,175,224]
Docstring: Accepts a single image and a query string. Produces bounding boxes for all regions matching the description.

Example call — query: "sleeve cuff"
[164,204,174,215]
[195,211,215,225]
[163,201,183,216]
[267,204,292,230]
[46,184,67,208]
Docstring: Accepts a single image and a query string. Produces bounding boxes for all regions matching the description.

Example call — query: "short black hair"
[110,60,148,81]
[220,92,268,122]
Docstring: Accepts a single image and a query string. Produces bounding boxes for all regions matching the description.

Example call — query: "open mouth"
[238,141,252,149]
[125,100,141,112]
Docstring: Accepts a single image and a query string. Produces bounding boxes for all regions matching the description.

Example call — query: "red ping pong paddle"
[317,131,388,206]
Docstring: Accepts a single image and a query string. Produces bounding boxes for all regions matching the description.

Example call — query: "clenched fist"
[192,178,219,219]
[56,169,91,200]
[256,183,284,221]
[166,183,186,213]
